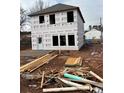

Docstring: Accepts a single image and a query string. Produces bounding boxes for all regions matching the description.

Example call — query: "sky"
[21,0,103,31]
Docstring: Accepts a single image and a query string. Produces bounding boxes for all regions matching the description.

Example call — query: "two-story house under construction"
[28,3,85,50]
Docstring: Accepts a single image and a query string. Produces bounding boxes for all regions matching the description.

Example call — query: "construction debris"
[20,44,103,93]
[28,84,37,88]
[43,86,92,93]
[69,78,103,88]
[93,87,103,93]
[21,73,42,80]
[63,73,103,88]
[57,77,84,87]
[89,71,103,82]
[65,57,82,66]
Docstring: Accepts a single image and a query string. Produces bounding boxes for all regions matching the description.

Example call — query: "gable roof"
[28,3,85,23]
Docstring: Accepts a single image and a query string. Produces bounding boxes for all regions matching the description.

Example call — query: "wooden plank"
[70,79,103,88]
[89,71,103,82]
[43,86,92,92]
[40,71,45,88]
[57,77,83,87]
[20,54,51,72]
[20,54,57,73]
[20,54,50,70]
[29,55,58,72]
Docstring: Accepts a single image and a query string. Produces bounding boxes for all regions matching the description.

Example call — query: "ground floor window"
[52,34,75,46]
[53,36,58,46]
[60,35,66,46]
[68,35,75,46]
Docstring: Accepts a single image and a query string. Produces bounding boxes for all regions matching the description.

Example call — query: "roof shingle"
[28,3,85,23]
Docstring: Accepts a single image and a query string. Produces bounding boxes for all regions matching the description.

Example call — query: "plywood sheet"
[65,57,82,66]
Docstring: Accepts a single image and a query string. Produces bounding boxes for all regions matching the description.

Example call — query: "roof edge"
[28,5,85,23]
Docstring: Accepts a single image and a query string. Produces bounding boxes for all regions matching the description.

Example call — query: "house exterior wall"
[77,11,84,49]
[31,9,84,50]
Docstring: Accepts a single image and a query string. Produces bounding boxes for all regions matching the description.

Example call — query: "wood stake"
[40,71,45,88]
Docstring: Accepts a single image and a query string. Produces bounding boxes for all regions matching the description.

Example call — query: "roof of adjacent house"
[28,3,85,23]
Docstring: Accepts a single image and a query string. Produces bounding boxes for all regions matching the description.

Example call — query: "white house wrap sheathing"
[30,4,85,50]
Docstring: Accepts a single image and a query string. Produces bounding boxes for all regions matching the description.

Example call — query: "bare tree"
[29,0,49,13]
[20,7,27,31]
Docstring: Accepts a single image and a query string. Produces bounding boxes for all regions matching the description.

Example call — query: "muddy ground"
[20,43,103,93]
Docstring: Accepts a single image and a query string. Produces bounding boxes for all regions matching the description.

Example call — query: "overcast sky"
[21,0,103,30]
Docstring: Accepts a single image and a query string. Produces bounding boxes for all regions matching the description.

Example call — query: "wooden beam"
[20,54,50,72]
[69,79,103,88]
[20,54,57,73]
[57,77,83,87]
[89,71,103,82]
[20,54,49,70]
[43,86,92,92]
[29,55,58,72]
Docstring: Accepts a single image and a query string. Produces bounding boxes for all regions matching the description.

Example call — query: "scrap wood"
[89,71,103,82]
[96,64,103,69]
[65,67,89,74]
[93,87,103,93]
[78,67,90,71]
[65,57,82,66]
[69,79,103,88]
[57,77,83,87]
[63,73,103,88]
[21,73,42,80]
[38,69,42,75]
[40,71,45,88]
[43,74,58,86]
[43,86,92,92]
[28,84,37,88]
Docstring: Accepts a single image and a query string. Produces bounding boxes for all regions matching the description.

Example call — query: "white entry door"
[37,37,42,50]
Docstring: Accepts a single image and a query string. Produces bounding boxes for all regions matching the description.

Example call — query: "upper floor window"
[67,11,74,22]
[50,14,55,24]
[39,16,44,23]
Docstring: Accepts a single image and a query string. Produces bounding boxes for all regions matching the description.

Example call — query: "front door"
[37,37,42,49]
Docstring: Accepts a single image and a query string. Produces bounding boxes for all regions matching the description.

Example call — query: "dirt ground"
[20,43,103,93]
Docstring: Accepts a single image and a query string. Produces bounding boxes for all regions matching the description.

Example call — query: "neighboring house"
[84,29,102,43]
[28,3,85,50]
[20,32,31,50]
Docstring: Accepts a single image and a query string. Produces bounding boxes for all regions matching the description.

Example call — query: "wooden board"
[20,54,58,73]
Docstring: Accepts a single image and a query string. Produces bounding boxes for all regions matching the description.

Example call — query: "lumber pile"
[20,53,58,73]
